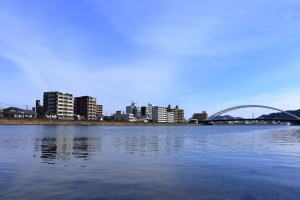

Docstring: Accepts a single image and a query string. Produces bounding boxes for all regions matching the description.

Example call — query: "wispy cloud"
[0,0,300,116]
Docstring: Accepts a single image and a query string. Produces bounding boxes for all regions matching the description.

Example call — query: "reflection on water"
[1,125,300,199]
[37,137,96,164]
[34,131,185,164]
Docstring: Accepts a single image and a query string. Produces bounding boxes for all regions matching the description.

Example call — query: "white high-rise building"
[141,103,154,120]
[152,106,167,123]
[167,112,174,123]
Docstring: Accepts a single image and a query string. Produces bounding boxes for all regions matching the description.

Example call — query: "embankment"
[0,118,198,126]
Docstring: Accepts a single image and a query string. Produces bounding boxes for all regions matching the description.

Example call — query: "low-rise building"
[137,115,149,122]
[3,106,24,118]
[2,107,37,118]
[113,111,136,122]
[24,110,37,118]
[189,119,198,123]
[193,111,208,121]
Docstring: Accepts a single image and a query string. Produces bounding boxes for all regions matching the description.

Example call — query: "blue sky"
[1,0,300,117]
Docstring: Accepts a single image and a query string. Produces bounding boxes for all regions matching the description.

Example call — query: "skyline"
[1,0,300,118]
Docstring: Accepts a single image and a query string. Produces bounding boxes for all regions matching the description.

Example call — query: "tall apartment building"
[141,103,154,120]
[95,105,103,116]
[167,112,174,123]
[74,96,97,120]
[152,106,167,122]
[43,91,74,119]
[167,104,184,123]
[126,101,140,117]
[193,111,208,121]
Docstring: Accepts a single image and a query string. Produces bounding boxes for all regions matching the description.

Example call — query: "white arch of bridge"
[207,105,300,120]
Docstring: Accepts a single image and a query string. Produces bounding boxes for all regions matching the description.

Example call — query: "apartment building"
[95,105,103,116]
[152,106,167,122]
[167,104,184,123]
[141,103,154,120]
[167,112,174,123]
[193,111,208,121]
[43,91,74,119]
[126,101,140,117]
[74,96,97,120]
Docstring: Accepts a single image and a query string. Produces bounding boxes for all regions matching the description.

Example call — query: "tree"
[104,117,112,121]
[37,114,47,119]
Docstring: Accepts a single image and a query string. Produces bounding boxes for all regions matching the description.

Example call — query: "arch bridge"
[206,105,300,122]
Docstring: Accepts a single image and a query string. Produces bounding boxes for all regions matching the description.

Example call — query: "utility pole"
[25,105,28,110]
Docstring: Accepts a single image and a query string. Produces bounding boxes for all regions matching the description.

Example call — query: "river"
[0,125,300,199]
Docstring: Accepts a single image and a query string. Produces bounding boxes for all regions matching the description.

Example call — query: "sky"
[1,0,300,118]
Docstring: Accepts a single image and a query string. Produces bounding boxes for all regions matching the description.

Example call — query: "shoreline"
[0,119,197,126]
[0,119,297,126]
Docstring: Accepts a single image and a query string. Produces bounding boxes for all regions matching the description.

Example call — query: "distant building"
[36,100,44,114]
[167,112,174,123]
[3,106,24,118]
[43,91,74,119]
[189,119,198,123]
[167,104,184,123]
[95,105,103,117]
[126,101,140,117]
[74,96,97,120]
[152,106,167,123]
[141,103,154,120]
[3,106,37,118]
[24,110,37,118]
[136,115,149,122]
[193,111,208,121]
[113,111,136,122]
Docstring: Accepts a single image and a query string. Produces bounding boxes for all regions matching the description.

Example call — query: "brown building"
[193,111,208,121]
[74,96,98,120]
[167,104,184,123]
[36,100,44,114]
[95,105,103,117]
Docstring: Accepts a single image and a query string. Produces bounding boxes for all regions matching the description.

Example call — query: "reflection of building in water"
[56,136,74,161]
[124,135,185,156]
[36,136,101,164]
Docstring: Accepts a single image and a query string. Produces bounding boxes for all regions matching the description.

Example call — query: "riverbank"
[0,118,198,126]
[0,118,298,126]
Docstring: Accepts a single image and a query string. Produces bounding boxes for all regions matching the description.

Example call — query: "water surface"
[0,125,300,199]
